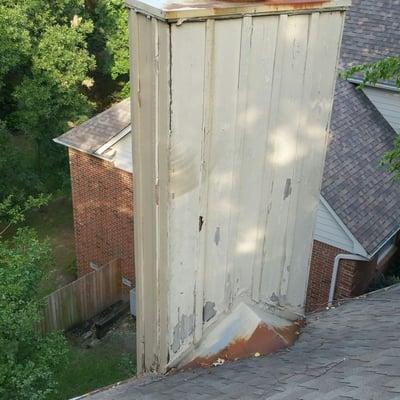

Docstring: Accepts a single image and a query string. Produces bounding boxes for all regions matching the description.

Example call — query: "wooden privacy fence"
[39,259,122,334]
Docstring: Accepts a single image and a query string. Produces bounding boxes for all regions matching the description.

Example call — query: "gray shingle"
[324,0,400,254]
[81,285,400,400]
[55,98,130,154]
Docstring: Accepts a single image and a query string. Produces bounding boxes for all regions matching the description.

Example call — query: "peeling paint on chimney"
[214,227,220,246]
[203,301,216,322]
[283,178,292,200]
[172,314,195,353]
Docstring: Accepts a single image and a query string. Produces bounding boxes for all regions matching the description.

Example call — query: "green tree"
[0,196,68,400]
[10,19,95,187]
[0,0,129,194]
[0,5,31,89]
[0,121,44,199]
[343,56,400,178]
[0,1,95,193]
[87,0,129,104]
[0,229,68,400]
[0,193,51,236]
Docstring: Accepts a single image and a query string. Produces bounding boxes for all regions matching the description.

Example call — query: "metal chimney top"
[125,0,350,21]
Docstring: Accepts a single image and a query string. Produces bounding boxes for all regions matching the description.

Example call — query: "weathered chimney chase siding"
[129,0,349,373]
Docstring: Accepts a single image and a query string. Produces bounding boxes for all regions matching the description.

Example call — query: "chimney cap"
[125,0,350,22]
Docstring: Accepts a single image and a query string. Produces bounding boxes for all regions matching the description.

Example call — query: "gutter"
[328,253,369,307]
[369,229,399,259]
[347,77,400,93]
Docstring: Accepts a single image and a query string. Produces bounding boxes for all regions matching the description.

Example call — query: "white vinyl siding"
[314,200,354,252]
[363,87,400,133]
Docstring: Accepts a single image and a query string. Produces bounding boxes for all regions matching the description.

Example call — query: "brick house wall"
[68,148,135,288]
[305,240,379,312]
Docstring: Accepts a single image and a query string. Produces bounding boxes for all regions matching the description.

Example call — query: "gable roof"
[322,80,400,255]
[322,0,400,255]
[54,99,130,154]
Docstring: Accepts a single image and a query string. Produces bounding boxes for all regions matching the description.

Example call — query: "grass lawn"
[51,342,135,400]
[51,316,137,400]
[26,195,77,297]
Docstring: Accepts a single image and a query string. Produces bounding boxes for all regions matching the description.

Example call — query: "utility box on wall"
[127,0,350,374]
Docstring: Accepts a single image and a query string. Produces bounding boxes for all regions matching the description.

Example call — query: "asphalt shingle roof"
[323,80,400,254]
[55,99,130,154]
[81,285,400,400]
[339,0,400,70]
[323,0,400,254]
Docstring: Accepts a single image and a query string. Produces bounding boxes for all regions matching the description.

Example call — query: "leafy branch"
[0,194,51,236]
[341,56,400,88]
[343,56,400,178]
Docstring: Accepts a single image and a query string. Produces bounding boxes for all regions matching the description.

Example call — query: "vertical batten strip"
[130,11,159,372]
[156,19,171,372]
[130,11,146,373]
[286,11,346,311]
[225,15,253,307]
[168,21,207,362]
[153,17,161,366]
[253,14,288,302]
[259,14,309,303]
[282,12,320,308]
[247,16,279,302]
[194,18,215,344]
[202,19,242,324]
[277,14,310,301]
[234,16,280,300]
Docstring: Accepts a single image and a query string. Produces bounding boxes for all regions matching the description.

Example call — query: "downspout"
[328,254,369,307]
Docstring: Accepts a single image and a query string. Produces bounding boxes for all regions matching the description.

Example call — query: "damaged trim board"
[126,0,350,21]
[128,0,349,374]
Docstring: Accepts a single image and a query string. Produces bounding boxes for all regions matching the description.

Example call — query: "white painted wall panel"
[169,22,207,355]
[201,18,242,327]
[166,11,345,365]
[363,87,400,132]
[314,199,354,252]
[285,11,346,309]
[130,6,347,372]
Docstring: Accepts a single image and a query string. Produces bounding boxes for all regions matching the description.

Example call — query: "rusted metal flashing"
[185,320,302,369]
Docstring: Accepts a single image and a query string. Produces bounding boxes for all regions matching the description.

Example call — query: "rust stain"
[185,319,302,369]
[166,0,328,12]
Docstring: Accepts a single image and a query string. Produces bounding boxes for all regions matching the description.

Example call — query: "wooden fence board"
[40,259,122,335]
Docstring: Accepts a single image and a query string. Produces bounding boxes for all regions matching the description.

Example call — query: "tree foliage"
[343,56,400,178]
[0,122,44,199]
[0,2,130,397]
[87,0,130,101]
[0,227,68,400]
[0,194,51,236]
[0,0,129,194]
[343,56,400,89]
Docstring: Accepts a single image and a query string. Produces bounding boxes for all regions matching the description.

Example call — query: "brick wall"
[306,240,360,312]
[68,149,134,288]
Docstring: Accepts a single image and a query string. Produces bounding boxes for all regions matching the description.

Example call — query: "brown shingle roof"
[54,99,130,154]
[323,0,400,254]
